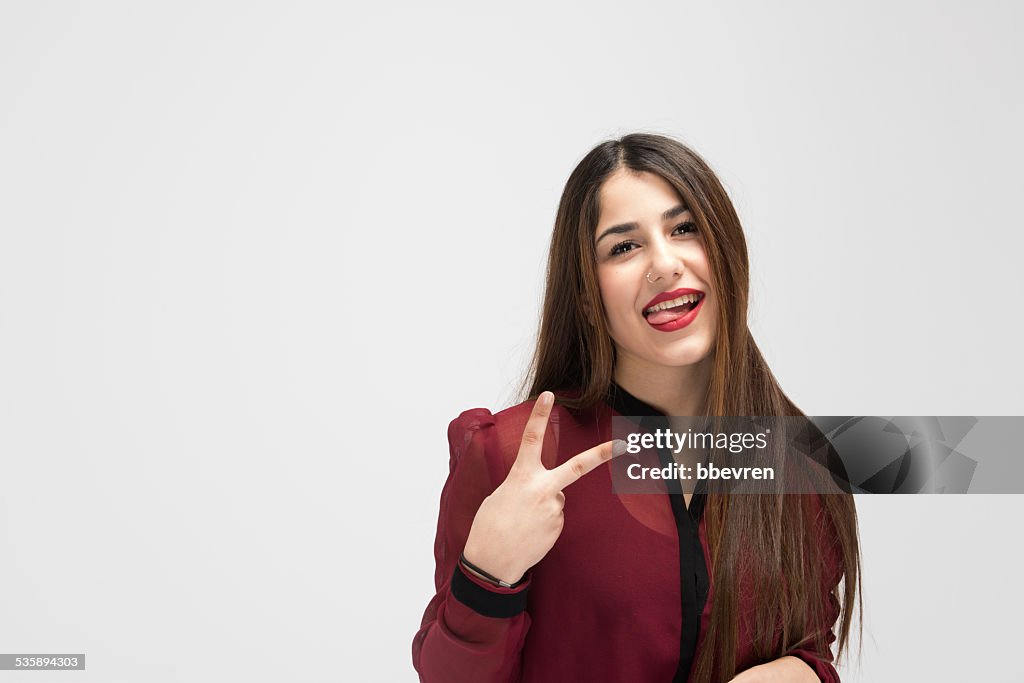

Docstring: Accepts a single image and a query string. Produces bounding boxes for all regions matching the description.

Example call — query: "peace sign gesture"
[462,391,627,586]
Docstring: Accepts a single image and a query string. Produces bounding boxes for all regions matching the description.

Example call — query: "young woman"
[412,133,861,682]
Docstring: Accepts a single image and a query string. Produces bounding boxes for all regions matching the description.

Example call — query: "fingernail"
[540,391,553,406]
[612,439,627,457]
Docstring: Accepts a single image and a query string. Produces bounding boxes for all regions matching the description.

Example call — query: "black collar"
[604,380,707,520]
[605,380,665,418]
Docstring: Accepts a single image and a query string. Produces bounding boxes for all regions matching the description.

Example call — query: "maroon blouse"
[412,383,843,682]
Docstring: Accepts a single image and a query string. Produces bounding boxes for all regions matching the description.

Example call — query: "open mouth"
[643,292,704,325]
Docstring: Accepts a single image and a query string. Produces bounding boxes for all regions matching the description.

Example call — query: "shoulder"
[447,392,584,474]
[446,397,538,458]
[442,398,536,488]
[446,408,496,452]
[446,399,534,445]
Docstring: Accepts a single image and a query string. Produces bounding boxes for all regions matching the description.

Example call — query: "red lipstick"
[642,288,706,333]
[643,288,704,311]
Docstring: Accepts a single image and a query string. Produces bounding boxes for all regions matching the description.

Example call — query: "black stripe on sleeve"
[450,563,530,618]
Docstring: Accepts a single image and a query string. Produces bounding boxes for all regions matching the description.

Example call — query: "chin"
[648,344,712,368]
[663,333,712,356]
[662,353,711,368]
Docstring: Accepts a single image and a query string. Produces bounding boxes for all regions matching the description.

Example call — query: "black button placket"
[606,382,710,683]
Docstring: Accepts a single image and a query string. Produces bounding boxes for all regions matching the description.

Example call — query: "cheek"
[701,288,719,344]
[690,248,712,283]
[688,249,717,336]
[597,270,632,319]
[596,270,616,314]
[705,298,719,336]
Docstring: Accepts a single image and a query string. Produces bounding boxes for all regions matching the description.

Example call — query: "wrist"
[459,551,524,587]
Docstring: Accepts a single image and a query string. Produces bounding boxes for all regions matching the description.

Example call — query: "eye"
[609,240,637,257]
[606,221,696,258]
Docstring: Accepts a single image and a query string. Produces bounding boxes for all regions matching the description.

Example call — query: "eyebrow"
[594,204,689,245]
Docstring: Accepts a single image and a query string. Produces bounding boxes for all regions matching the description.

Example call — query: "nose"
[645,237,685,284]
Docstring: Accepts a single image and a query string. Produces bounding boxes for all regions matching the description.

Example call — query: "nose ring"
[647,265,683,284]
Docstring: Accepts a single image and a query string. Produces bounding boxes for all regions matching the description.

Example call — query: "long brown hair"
[521,133,861,681]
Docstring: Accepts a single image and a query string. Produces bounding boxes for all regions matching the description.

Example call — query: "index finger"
[512,391,554,471]
[549,439,626,490]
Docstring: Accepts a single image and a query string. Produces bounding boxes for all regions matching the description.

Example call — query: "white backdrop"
[1,2,1021,681]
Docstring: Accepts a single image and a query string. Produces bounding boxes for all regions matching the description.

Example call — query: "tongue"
[647,302,695,325]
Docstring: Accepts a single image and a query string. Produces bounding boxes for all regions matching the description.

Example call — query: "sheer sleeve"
[411,408,532,682]
[784,595,841,682]
[781,495,846,683]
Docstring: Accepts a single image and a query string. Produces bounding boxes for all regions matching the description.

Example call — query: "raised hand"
[461,391,627,585]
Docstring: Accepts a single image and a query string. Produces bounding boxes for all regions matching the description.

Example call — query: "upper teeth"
[645,293,702,314]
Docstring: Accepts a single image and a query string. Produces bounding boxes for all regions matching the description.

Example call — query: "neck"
[613,352,712,416]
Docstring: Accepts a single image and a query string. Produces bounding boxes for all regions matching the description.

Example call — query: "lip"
[643,288,706,333]
[643,287,704,311]
[645,295,705,332]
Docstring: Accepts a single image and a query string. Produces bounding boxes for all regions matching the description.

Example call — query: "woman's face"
[593,169,718,371]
